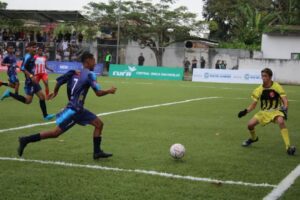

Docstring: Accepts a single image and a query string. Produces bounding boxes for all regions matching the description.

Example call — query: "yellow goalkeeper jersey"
[251,82,286,111]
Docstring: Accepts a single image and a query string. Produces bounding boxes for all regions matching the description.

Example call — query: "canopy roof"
[0,10,86,23]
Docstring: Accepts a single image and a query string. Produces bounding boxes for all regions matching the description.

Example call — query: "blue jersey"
[21,53,36,84]
[2,54,17,77]
[56,69,101,111]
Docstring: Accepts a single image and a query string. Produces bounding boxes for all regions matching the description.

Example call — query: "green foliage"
[0,1,7,9]
[203,0,300,46]
[0,74,300,199]
[84,0,201,66]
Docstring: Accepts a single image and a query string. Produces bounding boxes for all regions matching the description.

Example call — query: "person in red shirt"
[34,47,54,97]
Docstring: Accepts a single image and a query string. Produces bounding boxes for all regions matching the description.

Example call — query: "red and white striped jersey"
[34,55,47,74]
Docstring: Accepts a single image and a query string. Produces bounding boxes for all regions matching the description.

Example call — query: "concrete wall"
[239,58,300,84]
[261,34,300,59]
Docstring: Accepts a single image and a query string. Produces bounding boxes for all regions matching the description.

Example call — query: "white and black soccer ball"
[170,143,185,159]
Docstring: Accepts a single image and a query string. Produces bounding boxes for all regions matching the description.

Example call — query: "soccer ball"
[170,143,185,159]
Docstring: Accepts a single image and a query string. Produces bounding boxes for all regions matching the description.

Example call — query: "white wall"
[239,58,300,84]
[261,34,300,59]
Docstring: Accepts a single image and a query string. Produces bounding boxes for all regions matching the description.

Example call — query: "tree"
[234,4,276,46]
[84,0,201,66]
[202,0,274,41]
[0,1,7,9]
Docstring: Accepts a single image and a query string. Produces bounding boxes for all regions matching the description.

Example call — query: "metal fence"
[0,41,259,72]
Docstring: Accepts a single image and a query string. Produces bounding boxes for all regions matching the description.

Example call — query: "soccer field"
[0,73,299,200]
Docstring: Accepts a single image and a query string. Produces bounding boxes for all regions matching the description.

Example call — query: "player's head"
[81,52,95,71]
[27,42,37,55]
[7,45,14,54]
[261,68,273,83]
[37,47,43,56]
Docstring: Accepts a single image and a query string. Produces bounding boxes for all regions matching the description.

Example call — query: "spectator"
[215,60,221,69]
[183,57,191,73]
[200,56,206,68]
[138,53,145,66]
[220,60,226,69]
[105,51,112,72]
[191,57,197,70]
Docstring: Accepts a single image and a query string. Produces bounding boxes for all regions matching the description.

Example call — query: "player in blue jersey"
[0,45,20,94]
[17,52,117,159]
[0,42,55,121]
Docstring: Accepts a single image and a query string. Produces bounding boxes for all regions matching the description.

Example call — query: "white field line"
[0,156,276,188]
[263,164,300,200]
[0,96,221,133]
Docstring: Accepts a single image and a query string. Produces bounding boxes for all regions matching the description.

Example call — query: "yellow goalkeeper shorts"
[254,110,284,126]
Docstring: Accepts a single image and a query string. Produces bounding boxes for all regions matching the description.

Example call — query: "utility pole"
[116,0,121,64]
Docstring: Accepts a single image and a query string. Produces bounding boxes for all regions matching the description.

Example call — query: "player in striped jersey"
[34,47,54,97]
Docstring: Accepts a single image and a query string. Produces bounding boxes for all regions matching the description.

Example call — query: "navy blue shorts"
[8,75,19,84]
[56,108,97,132]
[24,83,42,96]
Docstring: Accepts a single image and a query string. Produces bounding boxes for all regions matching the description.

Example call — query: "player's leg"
[18,126,63,157]
[41,74,50,97]
[74,109,112,159]
[35,86,55,120]
[90,117,113,159]
[242,117,259,147]
[1,87,33,103]
[18,109,76,157]
[8,76,20,94]
[274,116,296,155]
[0,80,9,87]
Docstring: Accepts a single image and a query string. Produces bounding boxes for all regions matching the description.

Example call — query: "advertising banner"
[192,69,261,84]
[109,64,184,81]
[47,61,104,75]
[1,61,103,75]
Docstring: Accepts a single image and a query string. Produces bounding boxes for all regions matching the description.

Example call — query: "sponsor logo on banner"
[192,69,261,84]
[109,64,184,81]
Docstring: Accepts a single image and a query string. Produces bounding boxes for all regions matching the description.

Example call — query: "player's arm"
[88,72,117,97]
[95,86,117,97]
[238,101,257,118]
[1,57,10,67]
[48,70,75,100]
[21,54,34,79]
[238,87,260,118]
[280,96,288,120]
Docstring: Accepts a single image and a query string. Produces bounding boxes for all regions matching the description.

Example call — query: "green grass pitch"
[0,73,299,200]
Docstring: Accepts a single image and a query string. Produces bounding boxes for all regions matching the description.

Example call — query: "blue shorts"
[56,108,97,132]
[24,83,42,96]
[8,75,19,84]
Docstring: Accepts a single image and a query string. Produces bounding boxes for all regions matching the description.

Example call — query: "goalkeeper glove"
[280,107,288,120]
[238,109,247,118]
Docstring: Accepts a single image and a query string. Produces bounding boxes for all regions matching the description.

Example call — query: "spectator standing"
[220,60,226,69]
[183,57,191,73]
[138,53,145,66]
[105,51,112,72]
[215,60,221,69]
[200,56,206,68]
[191,57,197,70]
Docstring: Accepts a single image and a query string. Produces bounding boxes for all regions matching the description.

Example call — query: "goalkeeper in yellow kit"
[238,68,296,155]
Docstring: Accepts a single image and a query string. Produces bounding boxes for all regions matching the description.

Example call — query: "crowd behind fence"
[0,41,256,72]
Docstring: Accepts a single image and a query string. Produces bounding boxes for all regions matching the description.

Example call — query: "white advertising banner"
[192,69,262,84]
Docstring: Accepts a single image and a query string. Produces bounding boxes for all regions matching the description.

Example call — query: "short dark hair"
[81,52,94,63]
[261,68,273,77]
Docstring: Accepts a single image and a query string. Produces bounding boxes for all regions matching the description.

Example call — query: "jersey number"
[71,78,79,95]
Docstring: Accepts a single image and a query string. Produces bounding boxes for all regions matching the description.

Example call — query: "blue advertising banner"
[47,61,104,75]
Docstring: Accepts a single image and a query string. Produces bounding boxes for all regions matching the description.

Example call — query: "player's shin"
[249,129,257,140]
[93,136,102,154]
[280,128,291,150]
[9,92,26,103]
[39,100,48,117]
